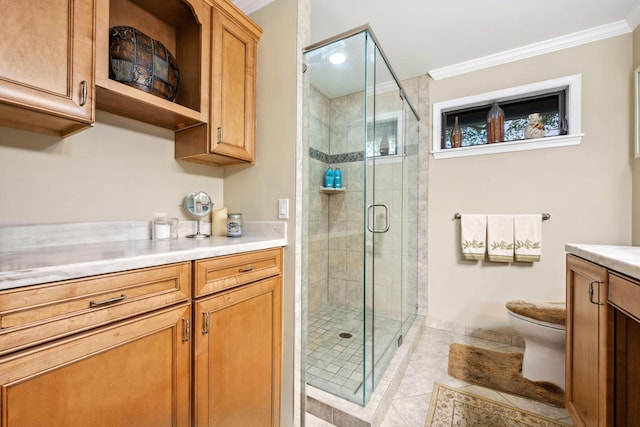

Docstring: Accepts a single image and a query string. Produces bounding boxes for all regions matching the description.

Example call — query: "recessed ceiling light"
[329,52,346,64]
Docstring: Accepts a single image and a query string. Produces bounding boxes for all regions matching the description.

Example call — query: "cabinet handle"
[589,281,604,305]
[202,312,210,335]
[217,127,223,142]
[89,294,127,307]
[182,318,190,342]
[79,80,87,106]
[239,266,255,273]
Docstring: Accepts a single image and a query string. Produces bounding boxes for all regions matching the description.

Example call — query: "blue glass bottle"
[324,168,335,188]
[334,168,342,189]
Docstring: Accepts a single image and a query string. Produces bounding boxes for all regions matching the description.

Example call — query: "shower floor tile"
[306,303,401,403]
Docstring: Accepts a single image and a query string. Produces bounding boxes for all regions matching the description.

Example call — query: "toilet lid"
[505,300,566,325]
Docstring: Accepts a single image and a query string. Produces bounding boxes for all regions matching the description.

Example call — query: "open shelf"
[319,187,346,194]
[95,0,210,130]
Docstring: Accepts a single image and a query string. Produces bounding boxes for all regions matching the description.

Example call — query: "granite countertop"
[0,221,287,290]
[565,243,640,280]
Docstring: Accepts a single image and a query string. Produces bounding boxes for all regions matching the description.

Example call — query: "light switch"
[278,199,289,219]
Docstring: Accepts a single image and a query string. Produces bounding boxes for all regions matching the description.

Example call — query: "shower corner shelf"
[319,187,346,194]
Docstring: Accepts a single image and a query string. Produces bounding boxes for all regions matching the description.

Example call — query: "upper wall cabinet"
[95,0,211,130]
[0,0,95,136]
[175,0,262,166]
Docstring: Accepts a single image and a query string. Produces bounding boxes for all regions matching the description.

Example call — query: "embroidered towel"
[487,215,514,262]
[514,214,542,262]
[460,215,486,260]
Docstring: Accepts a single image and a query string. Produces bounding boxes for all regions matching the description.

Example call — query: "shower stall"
[302,26,420,406]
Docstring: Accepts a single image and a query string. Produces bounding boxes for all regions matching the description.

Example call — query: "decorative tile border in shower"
[309,147,364,164]
[309,145,419,165]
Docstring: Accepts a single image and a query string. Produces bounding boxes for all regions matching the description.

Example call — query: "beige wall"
[428,35,633,330]
[0,111,224,224]
[225,0,299,425]
[632,27,640,245]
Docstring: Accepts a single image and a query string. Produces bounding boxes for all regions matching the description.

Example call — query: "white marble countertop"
[0,221,287,290]
[565,243,640,279]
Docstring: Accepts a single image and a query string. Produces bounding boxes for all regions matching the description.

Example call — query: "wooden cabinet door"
[193,276,281,426]
[566,254,612,427]
[210,5,259,163]
[0,303,191,427]
[0,0,95,136]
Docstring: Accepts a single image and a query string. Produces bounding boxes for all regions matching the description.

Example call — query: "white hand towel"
[487,215,514,262]
[514,214,542,262]
[460,215,486,260]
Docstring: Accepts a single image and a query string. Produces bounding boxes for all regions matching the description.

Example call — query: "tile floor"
[307,326,574,426]
[306,304,402,404]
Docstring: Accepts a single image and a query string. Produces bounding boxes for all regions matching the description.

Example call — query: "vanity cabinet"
[0,263,192,426]
[0,0,95,136]
[192,248,282,426]
[566,254,613,427]
[175,0,262,166]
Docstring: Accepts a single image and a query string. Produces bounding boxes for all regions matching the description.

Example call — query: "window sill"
[431,133,583,159]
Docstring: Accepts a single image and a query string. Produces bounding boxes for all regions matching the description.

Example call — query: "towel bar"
[453,213,551,220]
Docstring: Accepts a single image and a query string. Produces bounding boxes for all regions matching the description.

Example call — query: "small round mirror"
[183,190,213,238]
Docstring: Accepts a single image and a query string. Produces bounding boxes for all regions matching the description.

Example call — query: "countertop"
[0,221,287,290]
[565,243,640,280]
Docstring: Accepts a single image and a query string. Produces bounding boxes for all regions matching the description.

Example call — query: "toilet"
[506,300,566,390]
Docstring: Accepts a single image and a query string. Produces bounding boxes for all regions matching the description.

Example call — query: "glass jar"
[152,216,178,239]
[226,213,243,237]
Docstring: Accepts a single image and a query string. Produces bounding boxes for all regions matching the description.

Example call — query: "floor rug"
[425,383,570,426]
[447,343,565,407]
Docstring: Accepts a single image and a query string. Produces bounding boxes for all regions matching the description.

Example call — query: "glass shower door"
[363,37,405,402]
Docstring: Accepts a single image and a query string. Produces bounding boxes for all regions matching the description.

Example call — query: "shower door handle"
[367,203,390,233]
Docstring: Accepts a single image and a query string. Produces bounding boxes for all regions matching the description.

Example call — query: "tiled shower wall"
[305,85,330,313]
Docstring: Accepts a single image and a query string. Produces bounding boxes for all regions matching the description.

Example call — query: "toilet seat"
[505,300,565,326]
[507,309,565,331]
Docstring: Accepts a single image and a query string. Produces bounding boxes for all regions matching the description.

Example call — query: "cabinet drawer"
[194,248,282,297]
[609,272,640,321]
[0,262,190,355]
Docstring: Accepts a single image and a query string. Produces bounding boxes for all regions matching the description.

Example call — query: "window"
[432,74,582,159]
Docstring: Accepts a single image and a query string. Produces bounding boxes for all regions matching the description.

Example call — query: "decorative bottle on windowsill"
[380,133,389,156]
[451,116,462,148]
[486,102,505,144]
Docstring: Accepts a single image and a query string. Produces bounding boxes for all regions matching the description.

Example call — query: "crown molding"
[231,0,274,14]
[428,20,633,80]
[627,1,640,30]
